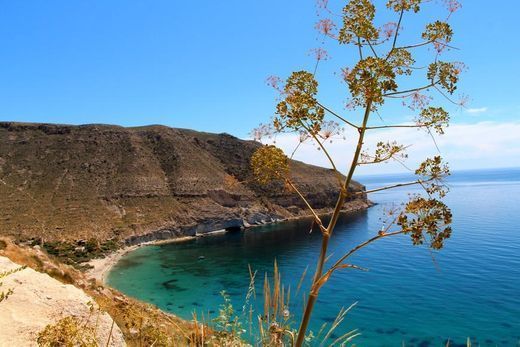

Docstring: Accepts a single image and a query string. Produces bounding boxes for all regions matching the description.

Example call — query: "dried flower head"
[415,156,450,197]
[338,0,379,44]
[316,0,329,10]
[381,22,398,40]
[443,0,462,13]
[251,145,289,184]
[315,18,337,38]
[266,75,283,92]
[415,107,450,134]
[250,123,275,142]
[318,120,344,141]
[427,61,463,94]
[360,141,408,164]
[398,196,452,250]
[405,92,432,111]
[386,0,422,13]
[422,21,453,53]
[275,71,325,132]
[344,57,397,107]
[309,48,330,61]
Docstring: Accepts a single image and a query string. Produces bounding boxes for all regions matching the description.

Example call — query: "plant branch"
[383,82,437,97]
[285,179,326,234]
[366,39,379,58]
[316,101,359,129]
[434,85,462,106]
[357,36,363,60]
[392,10,404,50]
[299,120,344,188]
[290,141,303,159]
[355,179,429,195]
[316,230,405,289]
[365,124,422,130]
[385,9,404,60]
[396,40,433,50]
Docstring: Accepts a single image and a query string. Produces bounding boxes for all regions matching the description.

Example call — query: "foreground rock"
[0,122,368,245]
[0,256,125,346]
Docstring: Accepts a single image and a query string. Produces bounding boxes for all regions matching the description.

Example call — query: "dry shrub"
[37,316,97,347]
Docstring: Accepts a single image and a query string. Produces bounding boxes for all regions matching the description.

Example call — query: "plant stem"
[294,100,372,346]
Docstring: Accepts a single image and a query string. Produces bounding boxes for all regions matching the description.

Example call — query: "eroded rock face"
[0,256,125,346]
[0,122,367,243]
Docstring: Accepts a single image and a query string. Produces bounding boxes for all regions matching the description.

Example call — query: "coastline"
[86,201,372,284]
[86,236,196,283]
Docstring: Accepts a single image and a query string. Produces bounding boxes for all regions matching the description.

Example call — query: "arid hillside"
[0,122,367,244]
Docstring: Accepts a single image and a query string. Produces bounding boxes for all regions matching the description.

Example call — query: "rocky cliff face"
[0,122,367,243]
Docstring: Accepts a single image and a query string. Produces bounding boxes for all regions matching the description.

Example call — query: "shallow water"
[108,168,520,346]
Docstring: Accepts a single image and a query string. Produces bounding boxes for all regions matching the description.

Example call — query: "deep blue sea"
[107,168,520,346]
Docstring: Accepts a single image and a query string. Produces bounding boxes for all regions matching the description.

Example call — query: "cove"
[107,168,520,346]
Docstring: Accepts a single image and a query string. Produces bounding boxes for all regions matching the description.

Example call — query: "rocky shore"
[87,198,371,283]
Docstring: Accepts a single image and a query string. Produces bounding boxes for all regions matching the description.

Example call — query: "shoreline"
[86,201,372,284]
[86,236,196,283]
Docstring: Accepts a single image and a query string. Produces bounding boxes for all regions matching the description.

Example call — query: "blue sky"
[0,1,518,172]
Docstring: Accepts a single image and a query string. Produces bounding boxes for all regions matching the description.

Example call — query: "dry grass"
[37,316,98,347]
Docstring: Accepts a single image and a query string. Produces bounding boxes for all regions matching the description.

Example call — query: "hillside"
[0,122,367,245]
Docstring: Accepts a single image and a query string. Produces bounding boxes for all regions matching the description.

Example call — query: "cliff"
[0,122,367,245]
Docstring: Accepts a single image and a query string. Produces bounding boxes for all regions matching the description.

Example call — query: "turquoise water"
[108,168,520,346]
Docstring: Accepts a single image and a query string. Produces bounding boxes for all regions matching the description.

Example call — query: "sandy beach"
[86,236,196,283]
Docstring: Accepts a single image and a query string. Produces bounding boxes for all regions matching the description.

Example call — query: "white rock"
[0,256,126,346]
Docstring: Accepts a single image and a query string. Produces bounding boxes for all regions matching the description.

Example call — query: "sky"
[0,1,518,174]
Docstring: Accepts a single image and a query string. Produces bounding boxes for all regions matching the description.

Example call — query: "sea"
[107,168,520,346]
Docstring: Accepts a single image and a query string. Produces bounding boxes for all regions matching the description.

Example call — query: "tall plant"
[251,0,464,345]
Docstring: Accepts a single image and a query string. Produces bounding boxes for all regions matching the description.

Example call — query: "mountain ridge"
[0,121,368,244]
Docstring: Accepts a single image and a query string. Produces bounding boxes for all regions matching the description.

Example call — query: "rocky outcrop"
[0,122,367,244]
[0,256,126,346]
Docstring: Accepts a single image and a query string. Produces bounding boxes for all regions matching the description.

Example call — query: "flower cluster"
[404,92,432,111]
[309,48,330,61]
[443,0,462,13]
[360,141,407,165]
[344,57,397,107]
[416,156,450,197]
[398,196,452,250]
[397,156,452,249]
[380,22,398,40]
[275,71,325,132]
[318,120,344,142]
[386,0,422,13]
[338,0,379,44]
[427,61,463,94]
[250,123,275,142]
[387,48,415,76]
[415,107,449,134]
[315,18,337,38]
[422,21,453,52]
[316,0,329,10]
[251,145,289,184]
[266,75,282,93]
